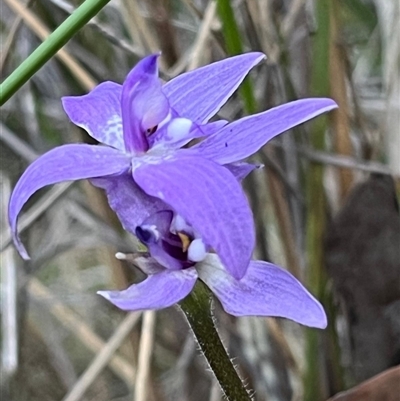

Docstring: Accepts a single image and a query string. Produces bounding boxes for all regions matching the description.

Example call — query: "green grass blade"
[0,0,111,106]
[216,0,257,114]
[304,0,331,399]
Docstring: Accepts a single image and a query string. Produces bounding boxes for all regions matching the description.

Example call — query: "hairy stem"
[0,0,111,105]
[179,282,252,401]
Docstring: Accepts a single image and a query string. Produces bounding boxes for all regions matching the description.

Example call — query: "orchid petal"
[198,255,327,328]
[133,154,255,279]
[98,267,198,311]
[163,53,265,123]
[140,210,174,237]
[9,145,130,259]
[193,98,338,164]
[62,82,124,151]
[150,117,193,149]
[150,119,228,150]
[121,54,170,153]
[193,120,228,136]
[136,210,185,270]
[91,174,167,235]
[141,240,184,271]
[187,120,228,142]
[224,162,261,181]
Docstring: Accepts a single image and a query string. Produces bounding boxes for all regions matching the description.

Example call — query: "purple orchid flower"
[8,52,337,280]
[98,210,327,329]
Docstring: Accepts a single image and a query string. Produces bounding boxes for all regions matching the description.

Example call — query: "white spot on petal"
[188,238,207,262]
[102,115,124,149]
[166,118,192,143]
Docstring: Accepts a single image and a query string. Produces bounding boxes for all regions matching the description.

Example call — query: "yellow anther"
[178,232,191,252]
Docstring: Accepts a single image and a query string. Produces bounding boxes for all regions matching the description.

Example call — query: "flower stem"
[0,0,111,106]
[179,282,252,401]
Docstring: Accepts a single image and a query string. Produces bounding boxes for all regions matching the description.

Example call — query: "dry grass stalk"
[135,310,156,401]
[28,278,136,384]
[62,312,141,401]
[329,3,354,201]
[4,0,96,90]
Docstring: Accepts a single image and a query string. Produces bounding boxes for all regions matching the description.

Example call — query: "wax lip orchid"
[8,52,337,280]
[98,210,327,329]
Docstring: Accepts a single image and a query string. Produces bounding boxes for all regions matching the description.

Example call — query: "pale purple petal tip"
[98,268,198,311]
[224,162,262,181]
[9,145,130,259]
[62,82,124,150]
[194,98,338,164]
[163,52,266,123]
[198,255,327,329]
[133,154,255,279]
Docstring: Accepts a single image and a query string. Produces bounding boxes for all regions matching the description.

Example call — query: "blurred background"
[1,0,399,400]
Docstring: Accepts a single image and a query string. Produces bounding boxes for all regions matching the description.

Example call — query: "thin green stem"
[304,1,331,400]
[216,0,257,114]
[0,0,111,106]
[179,282,252,401]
